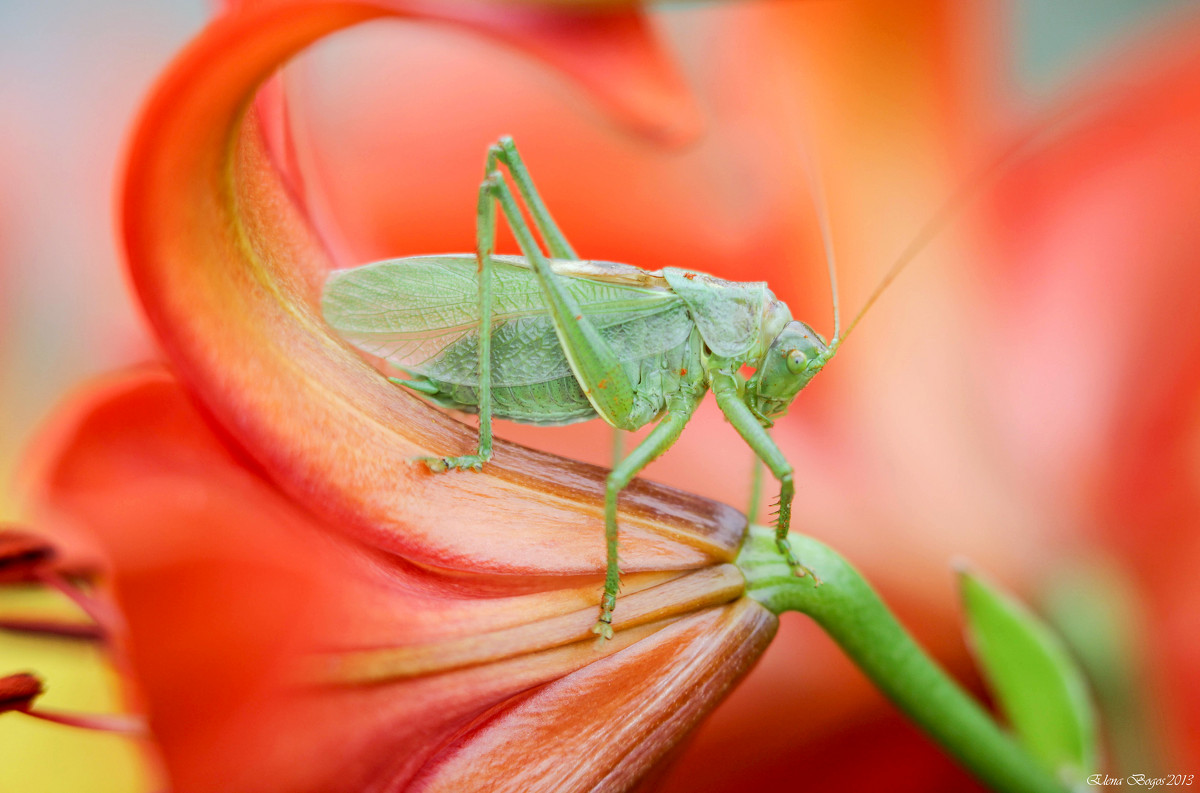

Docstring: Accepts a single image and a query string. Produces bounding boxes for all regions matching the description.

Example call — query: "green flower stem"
[737,525,1066,793]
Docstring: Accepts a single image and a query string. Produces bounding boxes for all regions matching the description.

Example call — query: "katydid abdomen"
[409,325,703,428]
[416,373,596,427]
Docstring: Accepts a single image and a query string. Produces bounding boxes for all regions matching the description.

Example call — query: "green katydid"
[322,136,885,640]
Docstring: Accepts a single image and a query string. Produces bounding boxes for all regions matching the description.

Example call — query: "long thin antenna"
[797,144,842,341]
[838,102,1092,345]
[773,47,842,343]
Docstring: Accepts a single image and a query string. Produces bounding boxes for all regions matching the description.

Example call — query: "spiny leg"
[416,174,499,473]
[596,393,702,639]
[711,370,819,583]
[486,136,578,260]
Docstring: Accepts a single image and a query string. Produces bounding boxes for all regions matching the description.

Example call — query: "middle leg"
[595,392,702,639]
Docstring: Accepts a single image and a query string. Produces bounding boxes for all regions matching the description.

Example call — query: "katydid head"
[749,320,835,420]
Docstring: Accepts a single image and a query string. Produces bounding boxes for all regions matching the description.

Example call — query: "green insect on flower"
[322,136,848,639]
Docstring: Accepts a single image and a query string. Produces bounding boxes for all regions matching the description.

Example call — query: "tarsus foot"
[591,592,616,641]
[416,455,487,473]
[591,616,614,642]
[776,536,822,586]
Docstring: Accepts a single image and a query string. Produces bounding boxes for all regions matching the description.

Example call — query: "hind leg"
[486,136,577,260]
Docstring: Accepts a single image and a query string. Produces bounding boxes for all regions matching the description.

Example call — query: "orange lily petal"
[121,1,737,580]
[411,599,775,792]
[239,0,700,214]
[21,366,770,791]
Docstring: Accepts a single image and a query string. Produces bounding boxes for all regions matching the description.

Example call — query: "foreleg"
[711,370,819,583]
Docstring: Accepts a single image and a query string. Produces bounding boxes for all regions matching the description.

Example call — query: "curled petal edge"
[121,1,739,577]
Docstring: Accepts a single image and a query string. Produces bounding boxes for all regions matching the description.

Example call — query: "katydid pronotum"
[323,136,887,640]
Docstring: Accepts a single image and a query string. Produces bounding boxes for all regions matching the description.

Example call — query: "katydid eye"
[785,348,808,374]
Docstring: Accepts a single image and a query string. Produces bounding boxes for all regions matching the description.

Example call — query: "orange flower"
[266,3,1011,788]
[12,0,1200,790]
[22,367,773,791]
[16,2,777,790]
[255,1,1200,787]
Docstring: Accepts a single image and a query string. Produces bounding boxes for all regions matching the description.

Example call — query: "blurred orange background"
[3,1,1199,790]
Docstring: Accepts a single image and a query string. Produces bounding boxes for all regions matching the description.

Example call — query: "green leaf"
[960,567,1098,782]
